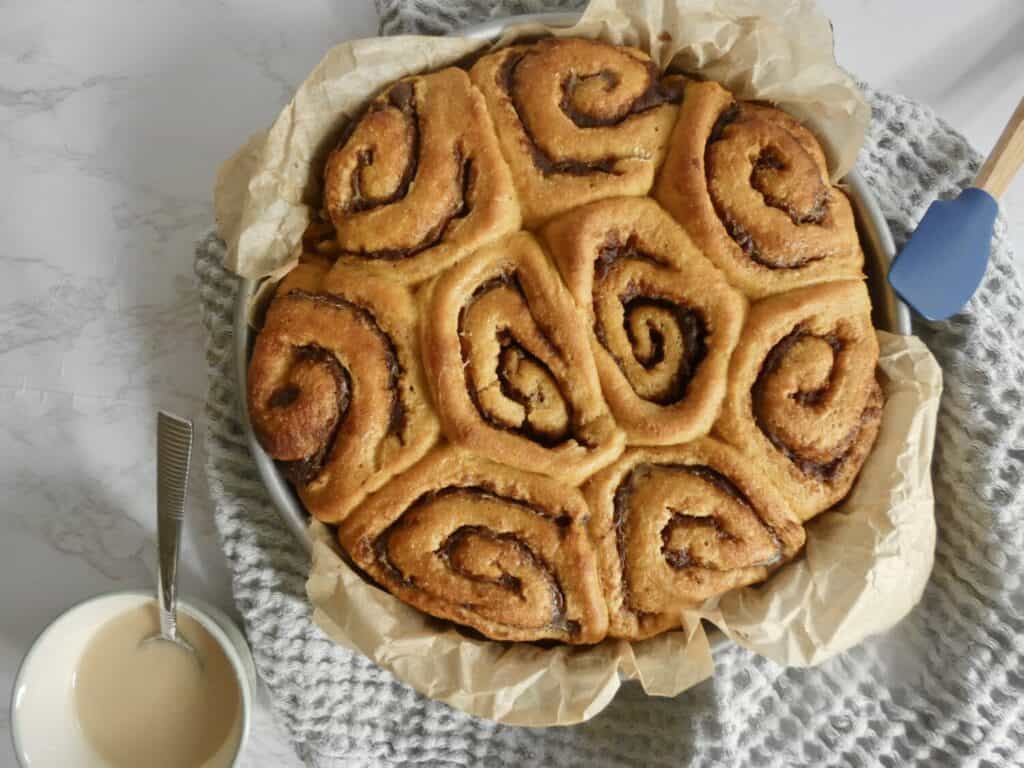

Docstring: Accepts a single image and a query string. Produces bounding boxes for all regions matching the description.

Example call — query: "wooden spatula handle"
[974,96,1024,199]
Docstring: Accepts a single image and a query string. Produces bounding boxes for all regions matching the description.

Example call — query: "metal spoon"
[141,411,199,660]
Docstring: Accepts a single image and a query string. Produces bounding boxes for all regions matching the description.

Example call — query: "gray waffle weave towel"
[195,2,1024,764]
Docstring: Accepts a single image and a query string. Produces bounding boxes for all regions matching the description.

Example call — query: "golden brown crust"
[421,231,625,485]
[273,255,332,295]
[320,67,519,284]
[714,281,883,521]
[540,197,747,445]
[245,43,886,644]
[247,259,440,523]
[337,446,609,643]
[653,80,863,298]
[585,438,805,640]
[470,38,684,228]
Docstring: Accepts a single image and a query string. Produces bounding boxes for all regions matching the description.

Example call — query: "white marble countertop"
[1,1,1021,765]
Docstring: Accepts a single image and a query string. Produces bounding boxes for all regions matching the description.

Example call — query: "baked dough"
[714,280,883,521]
[471,37,683,228]
[586,438,805,640]
[541,197,746,445]
[421,231,625,485]
[338,446,609,644]
[247,258,439,522]
[247,39,884,644]
[654,80,863,298]
[319,67,519,284]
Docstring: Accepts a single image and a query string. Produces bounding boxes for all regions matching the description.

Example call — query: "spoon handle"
[156,411,194,643]
[975,96,1024,199]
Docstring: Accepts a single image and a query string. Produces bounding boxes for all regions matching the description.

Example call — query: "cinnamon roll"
[586,438,805,640]
[715,281,883,521]
[653,80,863,298]
[421,231,625,486]
[338,446,609,644]
[320,67,520,284]
[540,197,746,445]
[470,38,684,228]
[247,259,440,523]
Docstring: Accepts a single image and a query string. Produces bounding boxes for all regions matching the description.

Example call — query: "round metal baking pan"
[234,12,912,556]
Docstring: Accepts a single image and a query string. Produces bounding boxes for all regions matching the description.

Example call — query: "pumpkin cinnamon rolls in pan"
[246,35,887,645]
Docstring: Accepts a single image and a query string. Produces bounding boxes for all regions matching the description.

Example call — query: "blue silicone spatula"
[888,96,1024,321]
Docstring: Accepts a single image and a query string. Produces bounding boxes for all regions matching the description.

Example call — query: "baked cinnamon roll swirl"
[247,259,439,523]
[653,81,863,298]
[470,38,684,228]
[338,447,609,644]
[715,281,883,521]
[421,232,624,485]
[541,197,746,445]
[320,67,519,284]
[586,438,805,640]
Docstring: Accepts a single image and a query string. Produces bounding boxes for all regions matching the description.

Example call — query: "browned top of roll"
[338,446,609,643]
[321,67,520,284]
[247,258,439,523]
[585,438,805,640]
[541,197,747,446]
[654,80,863,298]
[470,37,684,228]
[714,280,883,521]
[421,231,625,485]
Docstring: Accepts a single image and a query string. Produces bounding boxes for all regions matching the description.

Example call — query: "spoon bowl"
[140,631,202,662]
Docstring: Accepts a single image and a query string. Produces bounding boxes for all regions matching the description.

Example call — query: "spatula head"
[888,187,998,321]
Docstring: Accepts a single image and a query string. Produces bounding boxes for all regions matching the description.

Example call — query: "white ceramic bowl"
[10,590,256,767]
